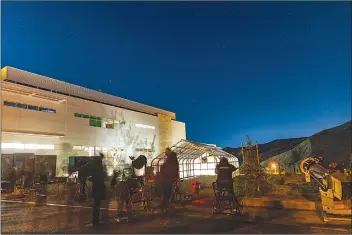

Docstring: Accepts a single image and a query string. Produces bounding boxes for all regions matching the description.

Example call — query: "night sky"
[1,2,351,147]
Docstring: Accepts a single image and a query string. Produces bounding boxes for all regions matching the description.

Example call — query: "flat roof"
[1,66,176,119]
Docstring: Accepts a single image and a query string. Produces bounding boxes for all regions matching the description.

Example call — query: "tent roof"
[152,139,238,165]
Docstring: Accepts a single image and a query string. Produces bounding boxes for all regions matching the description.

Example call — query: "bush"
[266,174,285,185]
[298,181,320,201]
[233,175,266,197]
[233,175,245,197]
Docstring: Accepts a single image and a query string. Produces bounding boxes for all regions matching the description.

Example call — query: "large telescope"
[300,157,352,222]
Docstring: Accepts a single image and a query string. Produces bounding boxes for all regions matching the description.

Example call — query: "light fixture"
[2,130,64,138]
[135,124,155,129]
[1,143,55,150]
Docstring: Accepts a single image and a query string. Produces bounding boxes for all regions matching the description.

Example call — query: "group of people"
[83,151,237,227]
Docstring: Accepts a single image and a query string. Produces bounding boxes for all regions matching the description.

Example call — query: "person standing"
[89,154,107,226]
[159,150,179,212]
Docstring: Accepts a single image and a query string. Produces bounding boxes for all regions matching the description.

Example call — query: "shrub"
[266,174,285,185]
[233,175,245,197]
[298,181,320,201]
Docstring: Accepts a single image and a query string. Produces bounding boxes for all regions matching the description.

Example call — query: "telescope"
[300,157,352,222]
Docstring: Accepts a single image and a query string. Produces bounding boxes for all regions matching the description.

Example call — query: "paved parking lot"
[1,200,351,234]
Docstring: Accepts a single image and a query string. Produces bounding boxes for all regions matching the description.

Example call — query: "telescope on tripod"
[300,157,352,222]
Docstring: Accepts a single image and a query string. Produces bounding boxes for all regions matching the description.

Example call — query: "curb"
[239,197,317,211]
[191,197,318,211]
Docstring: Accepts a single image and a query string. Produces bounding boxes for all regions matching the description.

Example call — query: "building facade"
[1,66,186,177]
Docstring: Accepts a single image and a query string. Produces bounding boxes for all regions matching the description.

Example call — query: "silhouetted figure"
[215,157,237,191]
[80,154,107,226]
[159,151,179,211]
[215,157,240,212]
[91,154,107,226]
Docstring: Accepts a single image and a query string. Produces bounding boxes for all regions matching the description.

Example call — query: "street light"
[271,163,277,174]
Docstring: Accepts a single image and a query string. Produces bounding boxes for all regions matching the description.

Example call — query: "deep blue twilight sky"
[1,2,351,147]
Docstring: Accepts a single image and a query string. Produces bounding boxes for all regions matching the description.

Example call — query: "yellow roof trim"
[1,66,8,81]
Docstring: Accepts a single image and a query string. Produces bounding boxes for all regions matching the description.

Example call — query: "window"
[16,103,27,109]
[89,119,97,127]
[39,107,56,114]
[89,116,101,127]
[96,120,102,127]
[106,123,114,129]
[74,113,104,128]
[135,148,153,152]
[4,101,55,114]
[4,101,16,107]
[28,105,39,111]
[4,79,17,83]
[73,146,82,151]
[39,107,49,112]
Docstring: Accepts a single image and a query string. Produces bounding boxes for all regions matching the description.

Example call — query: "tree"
[240,136,266,196]
[246,135,253,148]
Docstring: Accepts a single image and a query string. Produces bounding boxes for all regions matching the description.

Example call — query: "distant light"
[271,163,277,169]
[135,124,155,130]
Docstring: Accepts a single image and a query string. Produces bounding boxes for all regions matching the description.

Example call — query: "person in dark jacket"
[215,157,237,190]
[159,150,179,211]
[215,157,240,213]
[80,154,107,226]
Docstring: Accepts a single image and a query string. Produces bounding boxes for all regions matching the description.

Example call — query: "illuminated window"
[105,123,114,129]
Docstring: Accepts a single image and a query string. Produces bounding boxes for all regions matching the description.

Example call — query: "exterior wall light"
[135,124,155,129]
[1,142,55,150]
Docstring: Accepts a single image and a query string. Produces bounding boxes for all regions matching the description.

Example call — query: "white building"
[1,66,186,177]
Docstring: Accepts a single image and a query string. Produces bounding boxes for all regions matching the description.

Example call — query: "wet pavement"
[1,199,351,234]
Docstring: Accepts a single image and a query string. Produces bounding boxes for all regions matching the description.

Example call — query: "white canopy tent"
[151,139,239,179]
